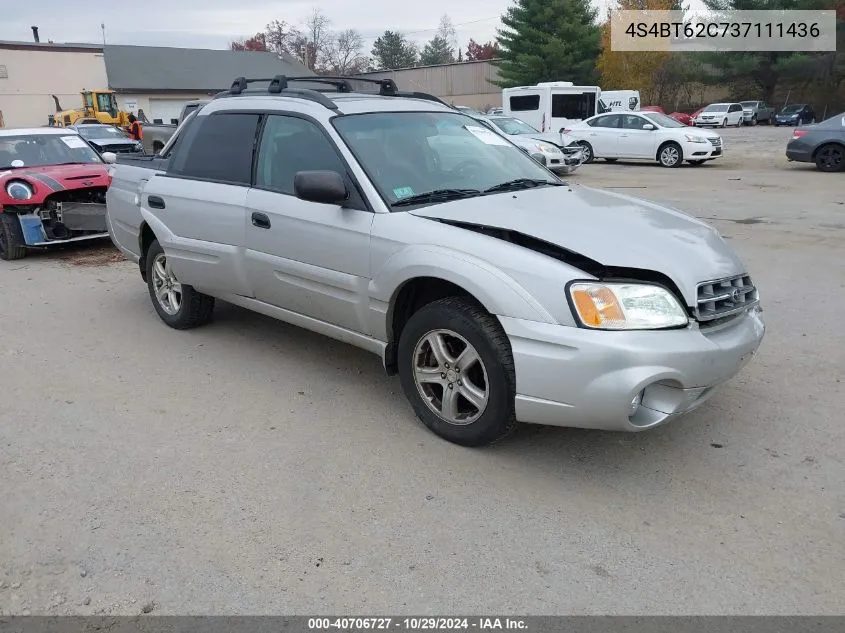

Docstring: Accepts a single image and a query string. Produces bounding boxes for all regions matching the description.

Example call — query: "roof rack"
[215,76,338,110]
[214,75,451,111]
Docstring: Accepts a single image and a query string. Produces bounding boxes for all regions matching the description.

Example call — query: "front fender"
[368,244,557,341]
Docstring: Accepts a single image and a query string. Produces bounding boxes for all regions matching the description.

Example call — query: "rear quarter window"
[167,112,261,185]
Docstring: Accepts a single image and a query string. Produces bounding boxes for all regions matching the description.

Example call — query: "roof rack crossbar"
[219,75,446,110]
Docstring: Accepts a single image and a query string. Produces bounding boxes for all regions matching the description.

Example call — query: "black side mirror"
[294,170,348,205]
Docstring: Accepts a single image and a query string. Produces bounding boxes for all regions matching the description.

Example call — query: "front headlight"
[534,143,559,155]
[6,180,34,200]
[684,134,707,143]
[568,282,689,330]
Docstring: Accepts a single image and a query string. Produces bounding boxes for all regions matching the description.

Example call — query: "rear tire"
[145,239,215,329]
[814,143,845,173]
[0,213,27,261]
[577,141,594,163]
[397,297,517,447]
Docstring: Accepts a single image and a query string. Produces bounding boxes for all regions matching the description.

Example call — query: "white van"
[598,90,641,112]
[502,82,604,133]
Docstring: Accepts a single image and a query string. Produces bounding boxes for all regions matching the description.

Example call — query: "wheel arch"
[374,251,556,375]
[812,141,845,159]
[137,221,157,281]
[656,139,682,163]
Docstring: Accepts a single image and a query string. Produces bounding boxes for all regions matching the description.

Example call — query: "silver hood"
[519,131,574,147]
[409,185,747,305]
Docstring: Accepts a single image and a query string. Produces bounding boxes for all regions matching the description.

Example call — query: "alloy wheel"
[412,329,489,425]
[151,252,183,315]
[660,145,680,167]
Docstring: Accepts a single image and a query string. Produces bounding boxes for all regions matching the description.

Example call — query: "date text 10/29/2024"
[308,618,528,631]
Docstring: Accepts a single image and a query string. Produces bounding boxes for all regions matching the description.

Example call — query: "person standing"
[128,114,143,142]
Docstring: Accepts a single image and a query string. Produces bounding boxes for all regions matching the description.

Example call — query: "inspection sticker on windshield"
[393,186,415,199]
[60,136,88,149]
[465,125,510,146]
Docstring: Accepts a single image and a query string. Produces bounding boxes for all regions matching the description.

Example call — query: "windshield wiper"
[392,188,482,207]
[483,178,562,193]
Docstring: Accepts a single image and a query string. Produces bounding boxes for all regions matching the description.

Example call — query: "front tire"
[721,118,727,127]
[658,142,683,168]
[397,297,517,447]
[0,213,27,261]
[145,239,215,329]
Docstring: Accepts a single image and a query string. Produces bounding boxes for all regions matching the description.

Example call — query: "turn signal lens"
[569,283,689,330]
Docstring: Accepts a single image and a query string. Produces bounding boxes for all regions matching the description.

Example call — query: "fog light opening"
[629,390,644,417]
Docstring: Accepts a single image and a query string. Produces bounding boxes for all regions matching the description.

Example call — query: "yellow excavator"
[50,90,131,128]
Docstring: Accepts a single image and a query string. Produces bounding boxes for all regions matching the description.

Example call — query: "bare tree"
[437,14,458,52]
[324,29,367,75]
[300,7,332,70]
[264,19,301,57]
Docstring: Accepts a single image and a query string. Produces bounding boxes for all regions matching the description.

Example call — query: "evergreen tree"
[698,0,841,102]
[420,35,455,66]
[495,0,601,87]
[371,31,418,69]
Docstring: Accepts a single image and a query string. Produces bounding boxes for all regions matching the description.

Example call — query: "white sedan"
[564,111,724,168]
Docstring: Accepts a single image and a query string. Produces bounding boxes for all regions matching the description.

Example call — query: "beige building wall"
[355,61,503,110]
[115,93,213,121]
[0,45,108,128]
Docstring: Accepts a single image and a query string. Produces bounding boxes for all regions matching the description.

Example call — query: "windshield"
[76,125,128,140]
[333,112,559,207]
[0,134,102,169]
[488,117,539,135]
[704,104,729,112]
[740,101,757,107]
[780,105,802,113]
[642,112,686,128]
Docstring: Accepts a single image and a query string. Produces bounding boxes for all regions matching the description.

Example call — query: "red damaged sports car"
[0,128,116,260]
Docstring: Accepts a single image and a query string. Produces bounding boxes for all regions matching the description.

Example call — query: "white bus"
[502,82,604,133]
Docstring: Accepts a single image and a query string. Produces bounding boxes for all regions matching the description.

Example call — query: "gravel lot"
[1,125,843,616]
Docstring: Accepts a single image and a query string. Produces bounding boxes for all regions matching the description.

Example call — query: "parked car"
[140,100,208,154]
[473,114,585,175]
[669,112,693,126]
[487,107,504,115]
[739,100,775,126]
[564,111,723,167]
[774,103,815,127]
[0,127,116,260]
[785,111,845,172]
[453,105,485,117]
[70,123,143,154]
[693,103,744,127]
[105,75,765,447]
[640,105,665,114]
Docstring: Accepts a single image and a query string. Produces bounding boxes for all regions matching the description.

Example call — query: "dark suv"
[774,104,815,126]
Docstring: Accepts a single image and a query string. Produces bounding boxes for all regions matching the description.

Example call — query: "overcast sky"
[2,1,708,53]
[2,0,520,51]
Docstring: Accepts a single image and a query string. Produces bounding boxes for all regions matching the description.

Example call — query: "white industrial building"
[0,29,312,128]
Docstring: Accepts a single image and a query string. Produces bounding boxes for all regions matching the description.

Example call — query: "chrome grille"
[696,274,758,321]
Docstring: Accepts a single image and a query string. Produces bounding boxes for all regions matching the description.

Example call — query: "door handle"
[251,212,271,229]
[148,195,165,209]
